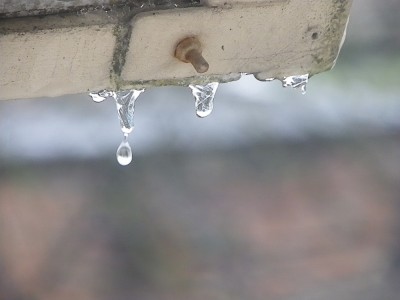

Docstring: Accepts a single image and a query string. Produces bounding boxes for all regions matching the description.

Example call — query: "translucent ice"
[282,74,309,95]
[89,90,115,103]
[89,88,144,166]
[114,89,144,134]
[189,82,219,118]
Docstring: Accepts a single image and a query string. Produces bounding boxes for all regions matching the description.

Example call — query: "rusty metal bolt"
[175,37,209,73]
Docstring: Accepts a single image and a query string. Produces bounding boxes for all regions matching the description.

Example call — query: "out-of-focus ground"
[1,136,400,300]
[1,0,400,299]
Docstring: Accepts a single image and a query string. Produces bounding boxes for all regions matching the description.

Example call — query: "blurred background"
[1,0,400,299]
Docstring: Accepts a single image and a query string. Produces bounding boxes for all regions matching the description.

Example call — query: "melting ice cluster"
[89,74,308,166]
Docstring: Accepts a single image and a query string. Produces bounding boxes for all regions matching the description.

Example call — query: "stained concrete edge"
[0,0,352,100]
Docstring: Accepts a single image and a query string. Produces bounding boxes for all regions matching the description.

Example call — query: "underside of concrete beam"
[0,0,200,17]
[0,0,352,100]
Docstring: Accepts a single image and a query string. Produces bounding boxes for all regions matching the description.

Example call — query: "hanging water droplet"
[114,89,145,134]
[89,90,115,103]
[281,74,309,95]
[89,88,144,166]
[116,135,132,166]
[189,82,219,118]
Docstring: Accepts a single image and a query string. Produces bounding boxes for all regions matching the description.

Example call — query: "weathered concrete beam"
[0,0,200,17]
[0,0,352,100]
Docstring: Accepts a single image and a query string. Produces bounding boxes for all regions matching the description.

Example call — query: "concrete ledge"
[121,1,350,86]
[0,0,200,17]
[0,25,115,99]
[0,0,352,100]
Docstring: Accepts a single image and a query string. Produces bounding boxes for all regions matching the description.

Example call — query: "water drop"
[281,74,309,95]
[189,82,219,118]
[89,90,115,103]
[116,135,132,166]
[114,89,145,134]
